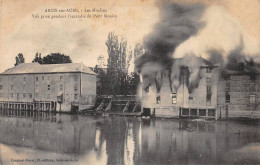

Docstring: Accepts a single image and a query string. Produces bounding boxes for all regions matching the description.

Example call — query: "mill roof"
[1,63,96,75]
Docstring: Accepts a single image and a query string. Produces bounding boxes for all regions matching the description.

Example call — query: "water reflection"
[0,110,259,165]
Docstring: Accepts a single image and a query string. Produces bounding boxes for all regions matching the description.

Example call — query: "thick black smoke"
[208,39,260,79]
[135,1,206,93]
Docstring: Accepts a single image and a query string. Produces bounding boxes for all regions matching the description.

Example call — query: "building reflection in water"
[0,109,259,165]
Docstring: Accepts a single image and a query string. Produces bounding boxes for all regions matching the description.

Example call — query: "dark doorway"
[142,108,151,116]
[71,105,79,113]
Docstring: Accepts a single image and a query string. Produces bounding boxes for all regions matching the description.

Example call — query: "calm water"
[0,110,259,165]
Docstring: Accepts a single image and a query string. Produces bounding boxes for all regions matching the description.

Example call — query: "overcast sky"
[1,0,260,73]
[0,0,159,73]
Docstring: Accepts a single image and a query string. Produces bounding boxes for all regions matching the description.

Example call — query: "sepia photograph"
[0,0,260,165]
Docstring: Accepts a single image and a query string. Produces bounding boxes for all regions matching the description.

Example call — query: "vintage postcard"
[0,0,260,165]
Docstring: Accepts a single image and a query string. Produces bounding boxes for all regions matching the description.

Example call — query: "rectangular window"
[17,93,19,99]
[74,94,78,100]
[11,85,13,90]
[36,93,38,98]
[156,96,160,104]
[144,86,149,93]
[206,94,211,102]
[60,84,63,91]
[29,93,32,99]
[250,95,256,104]
[36,76,38,81]
[23,93,26,98]
[226,76,230,80]
[74,85,78,91]
[47,85,50,91]
[0,78,1,82]
[23,77,26,81]
[35,84,38,90]
[206,85,211,102]
[207,85,212,93]
[11,93,13,98]
[225,93,230,103]
[226,83,230,91]
[60,76,63,81]
[48,76,50,81]
[172,93,177,104]
[249,81,256,92]
[42,76,44,81]
[0,85,3,90]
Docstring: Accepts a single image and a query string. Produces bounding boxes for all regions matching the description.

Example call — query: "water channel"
[0,110,259,165]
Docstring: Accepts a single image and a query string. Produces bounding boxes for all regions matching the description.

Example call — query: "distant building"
[0,63,96,112]
[217,68,260,118]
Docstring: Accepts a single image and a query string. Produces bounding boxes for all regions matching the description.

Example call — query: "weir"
[95,95,141,113]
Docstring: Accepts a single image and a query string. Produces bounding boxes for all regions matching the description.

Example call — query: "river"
[0,110,259,165]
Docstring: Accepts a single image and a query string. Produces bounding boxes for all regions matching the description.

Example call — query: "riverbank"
[80,110,260,122]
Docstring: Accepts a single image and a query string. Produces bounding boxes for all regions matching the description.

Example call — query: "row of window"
[35,75,78,82]
[0,93,51,100]
[0,93,80,100]
[156,85,212,104]
[225,93,256,104]
[0,84,69,91]
[225,82,256,92]
[35,76,64,81]
[0,75,78,83]
[0,84,79,93]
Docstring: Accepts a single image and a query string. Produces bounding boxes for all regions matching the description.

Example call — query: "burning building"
[140,56,219,118]
[136,1,260,119]
[140,57,260,119]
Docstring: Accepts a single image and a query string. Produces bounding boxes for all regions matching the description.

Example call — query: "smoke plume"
[136,0,260,95]
[136,1,206,93]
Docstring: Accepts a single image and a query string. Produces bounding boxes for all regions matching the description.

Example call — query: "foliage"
[32,53,72,64]
[42,53,72,64]
[32,52,43,64]
[14,53,25,66]
[94,32,144,96]
[97,55,106,68]
[105,32,133,95]
[92,65,109,95]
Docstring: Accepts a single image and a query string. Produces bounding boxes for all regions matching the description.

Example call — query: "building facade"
[141,58,260,119]
[0,63,96,112]
[142,57,219,118]
[217,71,260,118]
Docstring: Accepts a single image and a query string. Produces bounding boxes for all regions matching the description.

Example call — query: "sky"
[0,0,159,73]
[1,0,260,73]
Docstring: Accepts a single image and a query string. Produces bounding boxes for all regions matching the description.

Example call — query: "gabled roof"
[1,63,96,75]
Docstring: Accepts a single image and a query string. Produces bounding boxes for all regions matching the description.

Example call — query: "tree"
[105,32,132,95]
[41,53,72,64]
[32,52,43,64]
[14,53,25,66]
[97,55,106,68]
[93,65,109,95]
